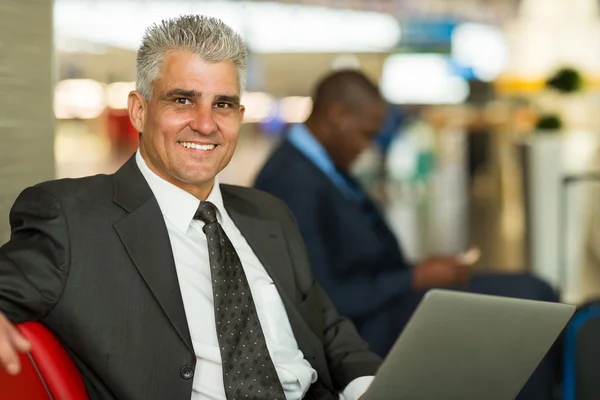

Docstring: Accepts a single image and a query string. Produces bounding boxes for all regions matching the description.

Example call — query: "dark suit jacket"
[254,141,413,354]
[0,155,381,400]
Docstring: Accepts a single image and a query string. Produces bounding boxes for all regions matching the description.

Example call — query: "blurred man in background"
[254,70,560,400]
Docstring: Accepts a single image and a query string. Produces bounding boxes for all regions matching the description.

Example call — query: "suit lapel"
[112,156,193,353]
[222,187,332,387]
[221,190,297,303]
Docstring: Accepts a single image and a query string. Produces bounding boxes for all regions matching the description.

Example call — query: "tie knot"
[194,201,218,225]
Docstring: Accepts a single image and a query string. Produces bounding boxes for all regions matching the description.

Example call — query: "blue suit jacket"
[255,140,414,352]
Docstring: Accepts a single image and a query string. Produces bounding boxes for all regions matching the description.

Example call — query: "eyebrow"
[162,89,201,99]
[215,94,240,106]
[161,89,240,105]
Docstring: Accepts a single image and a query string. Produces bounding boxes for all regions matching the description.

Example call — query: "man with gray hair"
[0,15,380,400]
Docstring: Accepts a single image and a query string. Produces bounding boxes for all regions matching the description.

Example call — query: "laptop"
[361,289,575,400]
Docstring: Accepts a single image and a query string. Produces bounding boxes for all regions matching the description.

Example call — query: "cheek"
[223,130,240,155]
[152,112,190,147]
[345,129,363,149]
[159,111,189,132]
[215,115,241,145]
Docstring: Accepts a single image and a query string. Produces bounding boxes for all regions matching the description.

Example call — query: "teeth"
[179,142,215,151]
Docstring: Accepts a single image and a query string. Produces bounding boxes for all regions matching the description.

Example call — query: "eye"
[214,102,232,109]
[174,98,192,105]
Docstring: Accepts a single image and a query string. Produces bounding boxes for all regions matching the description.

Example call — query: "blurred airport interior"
[4,0,600,304]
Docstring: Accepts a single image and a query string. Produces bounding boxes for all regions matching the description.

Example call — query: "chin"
[177,174,214,186]
[174,168,216,185]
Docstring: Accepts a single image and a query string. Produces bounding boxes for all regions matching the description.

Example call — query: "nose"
[189,104,217,135]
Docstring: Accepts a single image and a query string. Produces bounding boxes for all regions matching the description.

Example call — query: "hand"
[0,312,30,375]
[411,256,471,291]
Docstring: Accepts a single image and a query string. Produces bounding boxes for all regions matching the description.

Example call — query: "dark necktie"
[194,201,286,400]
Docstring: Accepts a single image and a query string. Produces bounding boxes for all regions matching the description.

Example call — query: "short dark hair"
[311,70,381,113]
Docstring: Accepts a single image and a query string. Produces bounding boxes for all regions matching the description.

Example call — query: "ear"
[327,101,353,132]
[327,101,347,121]
[128,91,147,133]
[239,104,246,122]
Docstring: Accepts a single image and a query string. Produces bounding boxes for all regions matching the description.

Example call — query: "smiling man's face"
[130,50,244,199]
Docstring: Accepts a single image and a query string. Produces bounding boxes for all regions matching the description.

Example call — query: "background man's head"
[128,15,247,199]
[307,70,387,170]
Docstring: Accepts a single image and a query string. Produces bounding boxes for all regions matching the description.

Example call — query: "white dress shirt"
[136,151,373,400]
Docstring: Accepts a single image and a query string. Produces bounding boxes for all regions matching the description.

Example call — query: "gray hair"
[136,15,248,100]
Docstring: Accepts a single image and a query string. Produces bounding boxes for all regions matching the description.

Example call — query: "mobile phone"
[458,247,481,265]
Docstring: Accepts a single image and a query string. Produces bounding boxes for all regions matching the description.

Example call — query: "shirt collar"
[287,123,337,175]
[135,150,226,233]
[287,124,364,201]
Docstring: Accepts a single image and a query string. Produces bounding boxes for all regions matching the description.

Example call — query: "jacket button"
[180,365,194,380]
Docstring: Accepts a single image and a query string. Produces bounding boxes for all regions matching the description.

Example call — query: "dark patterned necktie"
[194,201,286,400]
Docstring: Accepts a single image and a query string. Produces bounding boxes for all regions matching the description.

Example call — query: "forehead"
[154,50,239,95]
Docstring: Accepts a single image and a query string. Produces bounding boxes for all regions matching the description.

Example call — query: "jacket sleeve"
[0,186,70,322]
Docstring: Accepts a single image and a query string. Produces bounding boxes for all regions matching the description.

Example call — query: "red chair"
[0,322,88,400]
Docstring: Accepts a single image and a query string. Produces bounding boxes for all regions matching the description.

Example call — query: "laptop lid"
[362,289,575,400]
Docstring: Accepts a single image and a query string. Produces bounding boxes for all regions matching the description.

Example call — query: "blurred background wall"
[0,0,55,242]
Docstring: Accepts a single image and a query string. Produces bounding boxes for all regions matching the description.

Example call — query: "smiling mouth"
[178,141,217,151]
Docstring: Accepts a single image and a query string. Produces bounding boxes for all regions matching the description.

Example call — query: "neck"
[179,181,214,201]
[139,148,214,201]
[304,115,330,150]
[304,115,350,172]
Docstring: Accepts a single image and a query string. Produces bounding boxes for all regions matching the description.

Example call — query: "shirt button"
[180,365,194,380]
